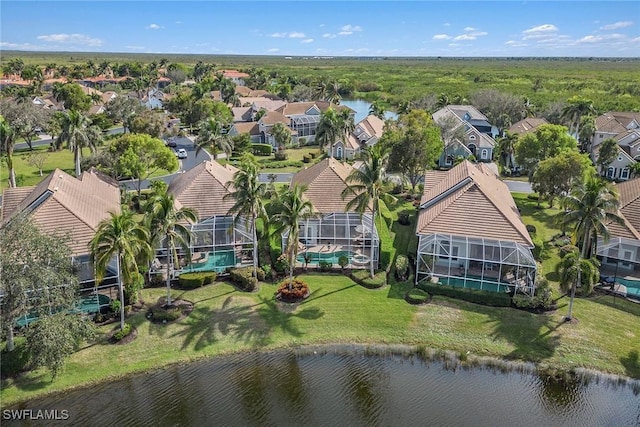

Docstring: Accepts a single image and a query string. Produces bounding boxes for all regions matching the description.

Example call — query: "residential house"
[596,177,640,296]
[331,114,385,159]
[591,112,640,180]
[286,158,379,269]
[507,117,549,136]
[433,105,498,167]
[415,160,536,294]
[227,122,261,143]
[276,101,354,143]
[221,70,250,86]
[143,88,165,109]
[165,160,255,274]
[258,111,297,147]
[0,168,122,317]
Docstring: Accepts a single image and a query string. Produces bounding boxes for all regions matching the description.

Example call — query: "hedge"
[532,235,544,260]
[350,270,387,289]
[178,272,217,289]
[252,143,273,156]
[229,266,259,292]
[405,288,430,305]
[416,281,512,307]
[112,323,133,341]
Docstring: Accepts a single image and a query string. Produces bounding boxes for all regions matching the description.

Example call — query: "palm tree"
[223,153,267,277]
[556,251,600,298]
[579,114,596,154]
[316,108,341,157]
[144,192,197,307]
[57,110,101,177]
[0,116,18,187]
[272,185,314,287]
[561,177,622,320]
[342,147,396,278]
[435,93,450,109]
[91,210,152,330]
[369,101,385,119]
[338,108,355,142]
[496,132,519,170]
[195,118,232,160]
[562,96,595,140]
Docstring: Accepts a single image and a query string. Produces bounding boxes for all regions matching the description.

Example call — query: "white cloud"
[270,32,287,38]
[338,24,362,36]
[301,38,314,44]
[36,33,103,46]
[125,45,145,50]
[267,48,280,52]
[522,24,559,39]
[323,33,336,39]
[575,33,626,44]
[443,22,451,27]
[432,34,452,40]
[469,31,488,37]
[175,21,182,25]
[505,40,527,47]
[0,41,43,50]
[464,26,476,32]
[453,34,477,41]
[600,21,633,30]
[289,32,306,38]
[146,24,163,30]
[631,37,640,43]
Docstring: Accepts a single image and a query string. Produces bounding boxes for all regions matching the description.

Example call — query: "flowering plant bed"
[276,278,310,303]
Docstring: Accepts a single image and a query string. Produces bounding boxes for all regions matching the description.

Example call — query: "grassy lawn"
[2,185,638,405]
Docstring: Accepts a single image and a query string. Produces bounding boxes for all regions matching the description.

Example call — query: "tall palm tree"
[369,101,386,119]
[562,96,595,140]
[91,210,152,330]
[272,185,314,287]
[579,114,596,154]
[144,192,197,307]
[57,110,101,177]
[316,108,341,157]
[223,153,267,277]
[195,118,232,160]
[496,132,519,170]
[0,116,18,187]
[342,147,396,278]
[556,251,600,298]
[338,108,355,142]
[561,177,622,320]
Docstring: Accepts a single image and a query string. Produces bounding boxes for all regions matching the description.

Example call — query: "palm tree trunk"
[567,226,590,320]
[117,254,125,330]
[166,236,172,307]
[370,210,376,279]
[6,325,14,352]
[252,215,258,278]
[75,147,81,177]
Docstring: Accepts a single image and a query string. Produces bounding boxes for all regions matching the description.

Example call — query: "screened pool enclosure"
[151,216,255,276]
[416,233,537,294]
[596,237,640,278]
[282,212,379,268]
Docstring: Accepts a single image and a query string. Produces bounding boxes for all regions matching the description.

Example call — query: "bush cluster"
[276,279,310,302]
[308,151,317,159]
[112,323,132,341]
[526,224,537,233]
[148,274,165,288]
[229,266,259,291]
[260,160,303,169]
[405,288,429,304]
[398,212,411,226]
[532,235,544,260]
[178,272,217,289]
[303,155,311,163]
[338,256,349,270]
[252,143,272,156]
[273,253,289,273]
[417,281,512,307]
[395,255,410,281]
[351,270,387,289]
[318,260,333,271]
[274,149,288,161]
[148,305,181,322]
[559,244,579,258]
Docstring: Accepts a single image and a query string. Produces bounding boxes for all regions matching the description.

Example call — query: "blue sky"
[2,1,639,57]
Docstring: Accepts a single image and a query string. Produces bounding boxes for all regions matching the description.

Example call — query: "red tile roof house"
[331,114,385,160]
[275,102,354,144]
[286,158,379,270]
[0,168,122,322]
[163,160,256,275]
[591,112,640,181]
[415,161,537,295]
[595,177,640,299]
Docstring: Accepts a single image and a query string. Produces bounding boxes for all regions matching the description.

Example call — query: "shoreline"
[3,342,640,407]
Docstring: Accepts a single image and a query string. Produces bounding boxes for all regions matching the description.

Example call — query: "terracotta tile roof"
[244,99,287,111]
[101,91,117,104]
[79,86,103,96]
[359,115,385,138]
[259,111,291,126]
[232,106,252,122]
[508,118,549,135]
[417,161,533,247]
[221,70,250,78]
[231,122,260,135]
[595,113,631,134]
[1,168,121,256]
[276,101,352,116]
[609,178,640,240]
[168,160,239,220]
[290,158,370,214]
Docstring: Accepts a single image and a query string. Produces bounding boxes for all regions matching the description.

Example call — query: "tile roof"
[359,115,385,138]
[290,158,370,214]
[277,101,353,116]
[417,160,533,247]
[508,118,549,135]
[232,106,252,122]
[240,98,287,111]
[259,111,291,126]
[608,178,640,240]
[1,168,121,256]
[231,122,260,135]
[168,161,239,220]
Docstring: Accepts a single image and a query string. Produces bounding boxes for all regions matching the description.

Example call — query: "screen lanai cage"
[150,216,255,277]
[282,212,379,268]
[416,233,537,295]
[596,236,640,278]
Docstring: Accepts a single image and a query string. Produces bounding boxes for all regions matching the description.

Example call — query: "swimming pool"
[614,276,640,298]
[183,251,236,273]
[297,250,357,266]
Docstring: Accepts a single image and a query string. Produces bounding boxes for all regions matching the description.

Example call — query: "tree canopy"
[514,124,577,177]
[532,150,595,207]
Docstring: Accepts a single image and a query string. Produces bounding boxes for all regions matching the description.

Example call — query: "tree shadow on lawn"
[386,280,413,300]
[448,300,562,362]
[6,372,52,393]
[620,350,640,379]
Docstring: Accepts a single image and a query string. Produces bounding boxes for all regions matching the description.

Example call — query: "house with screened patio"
[415,161,537,294]
[284,158,379,269]
[162,160,255,275]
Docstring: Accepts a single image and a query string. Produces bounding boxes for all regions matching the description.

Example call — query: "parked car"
[166,137,178,148]
[176,148,188,159]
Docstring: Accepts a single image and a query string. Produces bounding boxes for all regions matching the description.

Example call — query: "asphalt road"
[15,127,125,151]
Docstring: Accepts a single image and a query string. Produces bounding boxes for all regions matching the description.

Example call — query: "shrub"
[252,143,273,156]
[527,193,540,201]
[273,253,289,273]
[298,137,307,146]
[112,323,132,341]
[229,266,259,292]
[559,244,579,258]
[351,270,387,289]
[526,224,537,233]
[398,212,411,226]
[308,151,317,159]
[416,281,512,307]
[261,264,273,280]
[148,305,181,322]
[302,154,311,163]
[532,235,545,260]
[318,260,333,271]
[148,273,165,288]
[274,147,288,160]
[379,249,392,272]
[110,299,121,315]
[276,278,310,303]
[338,256,349,270]
[178,271,217,289]
[405,288,429,304]
[255,267,266,281]
[395,255,410,281]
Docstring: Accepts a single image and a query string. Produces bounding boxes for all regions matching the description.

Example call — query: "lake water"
[6,346,639,426]
[340,99,398,123]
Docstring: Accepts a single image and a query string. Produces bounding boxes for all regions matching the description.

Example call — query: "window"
[607,167,615,178]
[469,135,476,140]
[451,247,459,261]
[440,241,450,256]
[481,149,488,160]
[336,146,343,159]
[617,155,624,162]
[599,134,604,139]
[621,168,630,180]
[445,155,453,166]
